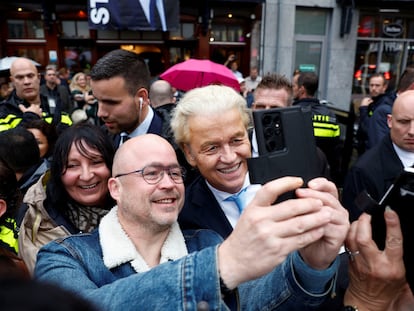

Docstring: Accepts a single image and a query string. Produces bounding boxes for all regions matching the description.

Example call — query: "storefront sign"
[88,0,179,31]
[383,41,404,52]
[299,64,316,72]
[383,23,404,37]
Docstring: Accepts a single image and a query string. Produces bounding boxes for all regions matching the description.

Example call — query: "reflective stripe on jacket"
[0,218,18,253]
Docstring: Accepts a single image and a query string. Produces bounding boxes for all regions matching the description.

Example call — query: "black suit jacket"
[179,176,233,239]
[107,110,164,149]
[111,0,176,31]
[342,134,403,221]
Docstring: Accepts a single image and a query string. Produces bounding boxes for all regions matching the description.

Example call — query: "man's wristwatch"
[343,306,358,311]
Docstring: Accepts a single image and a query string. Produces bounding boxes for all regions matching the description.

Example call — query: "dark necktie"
[225,187,248,214]
[149,0,157,28]
[119,133,130,146]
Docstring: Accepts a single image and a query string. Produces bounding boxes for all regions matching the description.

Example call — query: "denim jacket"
[34,208,339,311]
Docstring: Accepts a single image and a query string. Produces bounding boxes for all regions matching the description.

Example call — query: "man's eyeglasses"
[114,165,186,184]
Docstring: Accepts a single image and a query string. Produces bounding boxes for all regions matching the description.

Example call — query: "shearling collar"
[99,206,188,273]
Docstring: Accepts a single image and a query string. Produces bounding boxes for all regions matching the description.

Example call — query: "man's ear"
[387,114,392,129]
[107,178,120,202]
[183,144,197,167]
[299,85,306,97]
[135,88,148,106]
[0,199,7,218]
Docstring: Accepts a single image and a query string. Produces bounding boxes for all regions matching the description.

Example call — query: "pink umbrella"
[160,59,240,92]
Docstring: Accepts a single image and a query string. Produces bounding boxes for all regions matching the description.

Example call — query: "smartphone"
[247,105,320,185]
[369,167,414,292]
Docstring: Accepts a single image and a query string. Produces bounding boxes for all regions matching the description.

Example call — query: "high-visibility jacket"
[0,90,72,132]
[293,98,340,138]
[0,218,18,254]
[293,98,342,183]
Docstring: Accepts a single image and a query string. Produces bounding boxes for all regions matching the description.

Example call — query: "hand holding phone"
[368,167,414,293]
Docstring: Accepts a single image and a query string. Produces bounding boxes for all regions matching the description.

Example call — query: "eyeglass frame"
[114,164,186,184]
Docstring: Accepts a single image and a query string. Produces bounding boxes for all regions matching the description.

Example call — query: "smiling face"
[109,135,185,232]
[61,141,111,207]
[183,108,251,194]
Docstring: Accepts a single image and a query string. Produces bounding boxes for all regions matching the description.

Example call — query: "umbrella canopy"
[160,59,240,92]
[0,56,41,72]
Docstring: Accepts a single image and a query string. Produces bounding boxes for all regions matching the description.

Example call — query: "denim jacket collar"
[99,206,188,273]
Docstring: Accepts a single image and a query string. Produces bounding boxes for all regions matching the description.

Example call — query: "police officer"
[293,71,341,185]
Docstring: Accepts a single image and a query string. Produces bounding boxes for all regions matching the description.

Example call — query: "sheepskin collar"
[99,206,188,273]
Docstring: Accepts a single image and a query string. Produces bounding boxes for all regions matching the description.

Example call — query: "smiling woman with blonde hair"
[70,72,98,124]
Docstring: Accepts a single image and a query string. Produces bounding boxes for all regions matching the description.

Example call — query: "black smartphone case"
[247,106,320,185]
[369,167,414,293]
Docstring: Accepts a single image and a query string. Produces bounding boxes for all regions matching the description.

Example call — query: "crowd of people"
[0,50,412,311]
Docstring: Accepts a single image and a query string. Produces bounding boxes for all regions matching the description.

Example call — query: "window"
[353,12,414,96]
[295,41,322,74]
[96,30,163,40]
[353,39,407,95]
[8,19,45,39]
[169,23,194,40]
[295,9,327,36]
[169,47,193,65]
[61,21,90,39]
[63,46,92,72]
[210,25,244,42]
[357,15,380,38]
[7,47,45,65]
[294,8,329,97]
[407,42,414,67]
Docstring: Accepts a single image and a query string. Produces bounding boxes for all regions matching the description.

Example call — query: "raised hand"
[19,103,42,117]
[218,176,333,289]
[296,177,350,270]
[344,209,412,311]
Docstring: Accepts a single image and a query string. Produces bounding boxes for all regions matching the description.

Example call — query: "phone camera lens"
[263,115,272,126]
[264,127,273,138]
